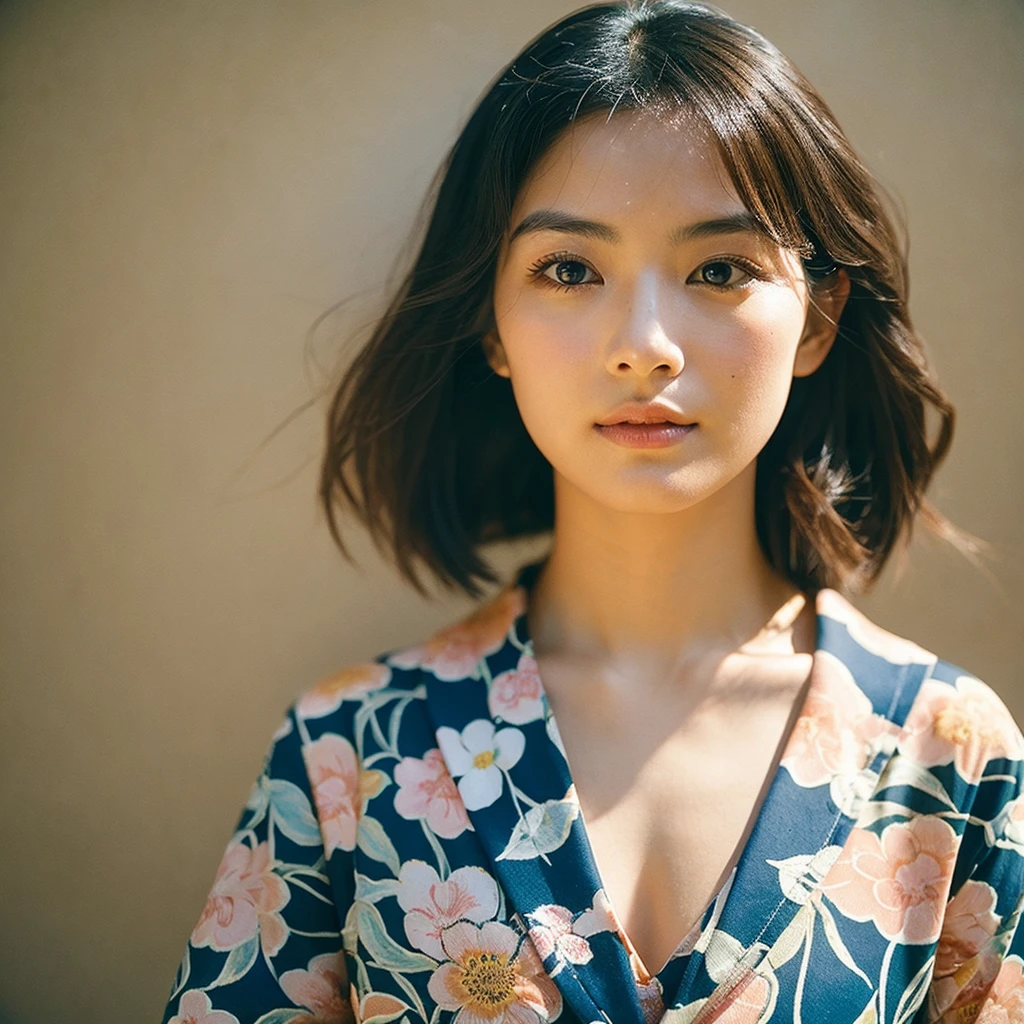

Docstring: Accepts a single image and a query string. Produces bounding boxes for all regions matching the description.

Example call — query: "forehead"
[511,108,745,223]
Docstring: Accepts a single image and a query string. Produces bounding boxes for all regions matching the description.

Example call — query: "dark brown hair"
[318,0,970,599]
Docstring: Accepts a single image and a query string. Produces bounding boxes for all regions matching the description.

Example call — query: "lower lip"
[594,422,696,448]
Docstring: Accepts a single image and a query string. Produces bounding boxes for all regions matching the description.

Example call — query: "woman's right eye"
[527,253,602,291]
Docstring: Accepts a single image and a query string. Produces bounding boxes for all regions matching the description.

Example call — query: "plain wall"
[1,2,1021,1021]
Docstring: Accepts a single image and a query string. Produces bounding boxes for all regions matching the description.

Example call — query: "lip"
[596,401,693,426]
[594,422,696,449]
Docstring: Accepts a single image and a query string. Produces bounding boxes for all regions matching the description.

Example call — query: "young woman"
[162,3,1024,1022]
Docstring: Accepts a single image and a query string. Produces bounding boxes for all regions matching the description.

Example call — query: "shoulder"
[290,581,528,722]
[291,661,394,721]
[816,588,937,668]
[383,584,527,681]
[818,589,1024,780]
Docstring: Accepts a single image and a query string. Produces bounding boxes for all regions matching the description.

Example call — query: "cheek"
[715,298,807,410]
[495,299,592,403]
[506,331,586,444]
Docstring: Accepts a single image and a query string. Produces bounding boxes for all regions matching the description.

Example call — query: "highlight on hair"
[318,0,974,599]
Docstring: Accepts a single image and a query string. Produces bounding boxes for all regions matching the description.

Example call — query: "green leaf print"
[268,778,322,846]
[354,872,402,904]
[209,934,259,989]
[495,792,580,861]
[357,815,402,875]
[355,901,438,973]
[766,845,842,905]
[874,757,957,811]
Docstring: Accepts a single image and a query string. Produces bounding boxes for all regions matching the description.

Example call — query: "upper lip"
[596,401,694,426]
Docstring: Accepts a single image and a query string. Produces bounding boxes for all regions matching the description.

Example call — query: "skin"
[480,107,851,976]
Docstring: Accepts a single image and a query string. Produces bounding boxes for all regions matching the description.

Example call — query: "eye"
[528,251,602,292]
[689,258,760,290]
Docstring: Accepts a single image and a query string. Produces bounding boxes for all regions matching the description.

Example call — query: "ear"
[793,268,851,378]
[482,330,511,378]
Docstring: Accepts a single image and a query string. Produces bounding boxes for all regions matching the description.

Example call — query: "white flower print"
[436,719,525,811]
[528,906,594,966]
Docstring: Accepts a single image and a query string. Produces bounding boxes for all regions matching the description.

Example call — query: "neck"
[527,464,814,672]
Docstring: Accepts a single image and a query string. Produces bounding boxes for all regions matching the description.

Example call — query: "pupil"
[556,261,587,285]
[703,263,731,285]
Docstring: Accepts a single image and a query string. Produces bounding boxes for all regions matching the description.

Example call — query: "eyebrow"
[506,208,767,247]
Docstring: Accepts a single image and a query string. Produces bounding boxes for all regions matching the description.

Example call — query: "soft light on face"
[483,108,847,516]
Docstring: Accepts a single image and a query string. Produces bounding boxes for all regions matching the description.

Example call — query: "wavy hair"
[318,0,971,599]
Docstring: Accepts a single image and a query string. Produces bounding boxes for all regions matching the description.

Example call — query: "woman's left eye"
[689,259,758,289]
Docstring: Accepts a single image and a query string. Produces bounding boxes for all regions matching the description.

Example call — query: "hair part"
[318,0,975,599]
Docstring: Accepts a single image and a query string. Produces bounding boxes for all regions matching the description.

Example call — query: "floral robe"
[161,559,1024,1024]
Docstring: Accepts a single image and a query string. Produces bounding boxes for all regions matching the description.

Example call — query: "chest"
[536,653,813,977]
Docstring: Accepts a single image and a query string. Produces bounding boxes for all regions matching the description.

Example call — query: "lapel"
[423,559,646,1024]
[665,589,937,1018]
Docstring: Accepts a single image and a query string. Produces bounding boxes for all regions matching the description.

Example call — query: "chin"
[575,473,717,515]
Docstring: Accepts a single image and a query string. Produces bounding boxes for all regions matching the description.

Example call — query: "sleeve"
[159,704,358,1024]
[915,716,1024,1023]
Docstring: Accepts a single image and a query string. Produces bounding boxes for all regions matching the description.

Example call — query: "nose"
[604,274,684,379]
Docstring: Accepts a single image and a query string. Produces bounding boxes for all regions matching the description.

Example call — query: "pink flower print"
[397,860,500,958]
[526,890,617,967]
[900,676,1024,785]
[819,816,960,944]
[489,654,544,725]
[935,879,1001,978]
[780,650,889,789]
[279,951,352,1024]
[388,586,526,680]
[393,748,471,839]
[168,990,240,1024]
[436,719,526,811]
[427,920,563,1024]
[976,957,1024,1022]
[707,970,774,1023]
[297,663,391,719]
[191,838,289,957]
[303,733,386,856]
[527,904,594,965]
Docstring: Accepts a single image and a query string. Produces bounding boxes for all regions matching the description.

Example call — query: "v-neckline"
[422,557,925,1022]
[509,556,822,985]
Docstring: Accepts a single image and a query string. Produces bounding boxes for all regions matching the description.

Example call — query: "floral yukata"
[162,560,1024,1024]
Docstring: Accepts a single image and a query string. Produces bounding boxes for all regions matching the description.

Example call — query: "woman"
[161,3,1024,1022]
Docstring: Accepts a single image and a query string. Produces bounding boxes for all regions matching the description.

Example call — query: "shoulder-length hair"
[318,0,967,599]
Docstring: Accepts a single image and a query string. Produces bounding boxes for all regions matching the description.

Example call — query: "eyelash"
[525,250,765,293]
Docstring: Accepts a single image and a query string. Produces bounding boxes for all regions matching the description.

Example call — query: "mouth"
[593,421,696,449]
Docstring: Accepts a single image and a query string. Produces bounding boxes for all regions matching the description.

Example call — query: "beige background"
[0,2,1021,1021]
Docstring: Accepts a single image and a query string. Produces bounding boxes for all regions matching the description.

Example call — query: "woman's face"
[484,109,849,515]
